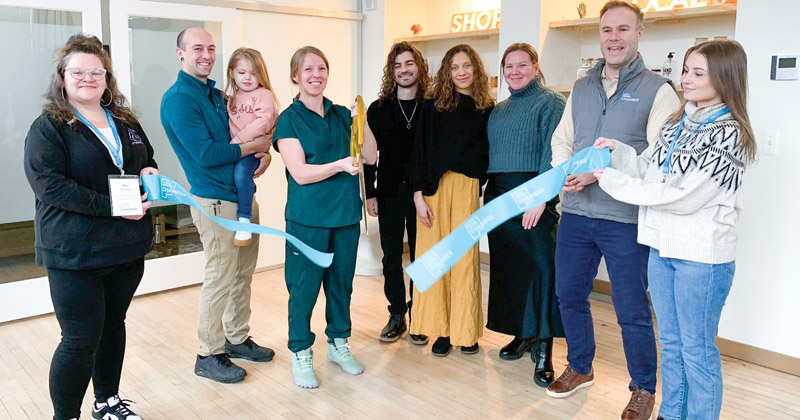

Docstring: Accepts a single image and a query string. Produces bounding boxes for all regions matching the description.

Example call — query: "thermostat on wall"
[770,55,798,80]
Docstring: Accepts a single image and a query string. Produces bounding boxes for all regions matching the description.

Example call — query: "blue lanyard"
[661,106,729,180]
[73,107,124,174]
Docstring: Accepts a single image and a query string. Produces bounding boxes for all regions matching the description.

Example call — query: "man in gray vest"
[546,2,680,420]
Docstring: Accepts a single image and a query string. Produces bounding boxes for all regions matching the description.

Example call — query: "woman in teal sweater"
[485,43,566,387]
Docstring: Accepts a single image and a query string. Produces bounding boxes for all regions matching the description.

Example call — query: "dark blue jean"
[234,154,258,219]
[648,249,734,420]
[555,213,657,393]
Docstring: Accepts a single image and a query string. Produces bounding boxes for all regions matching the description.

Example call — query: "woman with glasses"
[24,33,157,420]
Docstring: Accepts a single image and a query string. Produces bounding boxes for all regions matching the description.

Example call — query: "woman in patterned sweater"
[593,40,756,420]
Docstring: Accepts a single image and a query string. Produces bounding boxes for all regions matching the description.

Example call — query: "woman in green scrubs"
[273,46,376,389]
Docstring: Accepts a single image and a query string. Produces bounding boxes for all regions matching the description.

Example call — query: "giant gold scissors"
[350,95,368,233]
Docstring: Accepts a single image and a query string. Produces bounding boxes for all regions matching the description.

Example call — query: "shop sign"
[632,0,735,12]
[450,9,500,33]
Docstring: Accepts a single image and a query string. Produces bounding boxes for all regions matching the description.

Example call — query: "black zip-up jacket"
[24,114,158,270]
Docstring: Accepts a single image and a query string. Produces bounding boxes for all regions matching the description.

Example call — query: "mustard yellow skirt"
[410,171,482,346]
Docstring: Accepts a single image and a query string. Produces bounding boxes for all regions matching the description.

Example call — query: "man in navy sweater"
[161,27,272,384]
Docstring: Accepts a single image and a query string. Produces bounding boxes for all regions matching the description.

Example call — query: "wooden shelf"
[550,4,736,29]
[394,28,499,44]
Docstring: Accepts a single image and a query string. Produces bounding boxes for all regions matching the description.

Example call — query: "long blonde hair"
[668,40,756,164]
[225,47,279,113]
[428,44,493,112]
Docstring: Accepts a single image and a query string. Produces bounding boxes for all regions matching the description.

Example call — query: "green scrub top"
[273,97,361,228]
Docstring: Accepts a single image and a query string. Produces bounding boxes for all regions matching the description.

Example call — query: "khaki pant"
[191,196,260,356]
[410,171,483,346]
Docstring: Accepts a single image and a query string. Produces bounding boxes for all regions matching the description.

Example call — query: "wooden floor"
[1,267,799,420]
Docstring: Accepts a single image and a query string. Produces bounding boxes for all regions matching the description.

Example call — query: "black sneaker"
[194,353,246,383]
[461,342,479,355]
[92,395,141,420]
[380,314,407,342]
[409,334,429,345]
[225,336,275,362]
[431,336,451,357]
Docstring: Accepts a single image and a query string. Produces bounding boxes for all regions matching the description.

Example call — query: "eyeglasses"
[64,67,107,80]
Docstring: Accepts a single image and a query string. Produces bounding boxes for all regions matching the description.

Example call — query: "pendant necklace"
[399,100,417,130]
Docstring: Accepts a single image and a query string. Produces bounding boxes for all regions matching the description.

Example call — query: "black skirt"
[485,172,564,339]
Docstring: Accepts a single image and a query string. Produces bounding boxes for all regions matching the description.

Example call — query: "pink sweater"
[228,87,276,145]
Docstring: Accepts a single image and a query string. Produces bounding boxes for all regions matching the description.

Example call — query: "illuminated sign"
[632,0,735,12]
[450,9,500,33]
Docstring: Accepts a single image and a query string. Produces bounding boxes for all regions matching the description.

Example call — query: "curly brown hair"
[429,44,493,112]
[377,41,431,104]
[43,33,137,125]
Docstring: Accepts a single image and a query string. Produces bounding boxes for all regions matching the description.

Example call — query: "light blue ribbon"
[405,146,611,292]
[142,174,333,268]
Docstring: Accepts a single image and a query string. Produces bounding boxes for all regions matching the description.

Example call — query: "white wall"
[263,0,359,12]
[720,0,800,359]
[497,0,542,101]
[426,0,501,35]
[385,0,501,81]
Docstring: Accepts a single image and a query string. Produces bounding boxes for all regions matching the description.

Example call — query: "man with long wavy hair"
[363,42,431,344]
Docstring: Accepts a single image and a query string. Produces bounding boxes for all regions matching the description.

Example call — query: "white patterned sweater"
[598,102,746,264]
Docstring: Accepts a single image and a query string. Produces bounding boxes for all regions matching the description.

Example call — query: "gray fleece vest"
[562,55,672,224]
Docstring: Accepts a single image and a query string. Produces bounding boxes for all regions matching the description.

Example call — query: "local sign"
[632,0,736,12]
[450,9,500,33]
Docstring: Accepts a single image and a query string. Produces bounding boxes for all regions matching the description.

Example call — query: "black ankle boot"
[532,338,554,387]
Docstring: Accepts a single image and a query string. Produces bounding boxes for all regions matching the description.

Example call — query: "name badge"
[644,207,661,230]
[108,175,143,217]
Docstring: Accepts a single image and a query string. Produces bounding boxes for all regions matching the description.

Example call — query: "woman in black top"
[408,44,494,357]
[23,34,157,420]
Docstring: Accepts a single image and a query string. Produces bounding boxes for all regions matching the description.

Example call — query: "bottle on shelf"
[662,52,676,83]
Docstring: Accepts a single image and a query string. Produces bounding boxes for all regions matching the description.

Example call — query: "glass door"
[0,0,101,285]
[109,0,236,262]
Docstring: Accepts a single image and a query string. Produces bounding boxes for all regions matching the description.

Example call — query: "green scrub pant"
[285,220,360,353]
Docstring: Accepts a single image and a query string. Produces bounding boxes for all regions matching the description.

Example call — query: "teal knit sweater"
[487,78,566,173]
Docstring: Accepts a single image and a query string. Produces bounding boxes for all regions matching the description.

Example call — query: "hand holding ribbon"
[141,174,334,268]
[405,146,611,292]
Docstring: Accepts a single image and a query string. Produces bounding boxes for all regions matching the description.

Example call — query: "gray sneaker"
[225,336,275,362]
[194,354,246,383]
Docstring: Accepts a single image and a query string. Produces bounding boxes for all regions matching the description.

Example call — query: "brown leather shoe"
[545,364,594,398]
[620,387,655,420]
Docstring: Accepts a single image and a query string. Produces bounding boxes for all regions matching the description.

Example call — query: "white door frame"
[108,0,237,102]
[0,0,102,323]
[1,0,102,39]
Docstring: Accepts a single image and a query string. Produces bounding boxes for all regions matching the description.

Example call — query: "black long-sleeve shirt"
[409,93,492,196]
[24,114,157,269]
[364,96,421,199]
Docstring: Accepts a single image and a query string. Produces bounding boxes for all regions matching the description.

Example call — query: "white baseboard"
[0,252,208,324]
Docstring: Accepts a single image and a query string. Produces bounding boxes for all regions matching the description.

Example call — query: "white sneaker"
[91,395,142,420]
[233,217,252,246]
[327,338,364,375]
[292,348,319,388]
